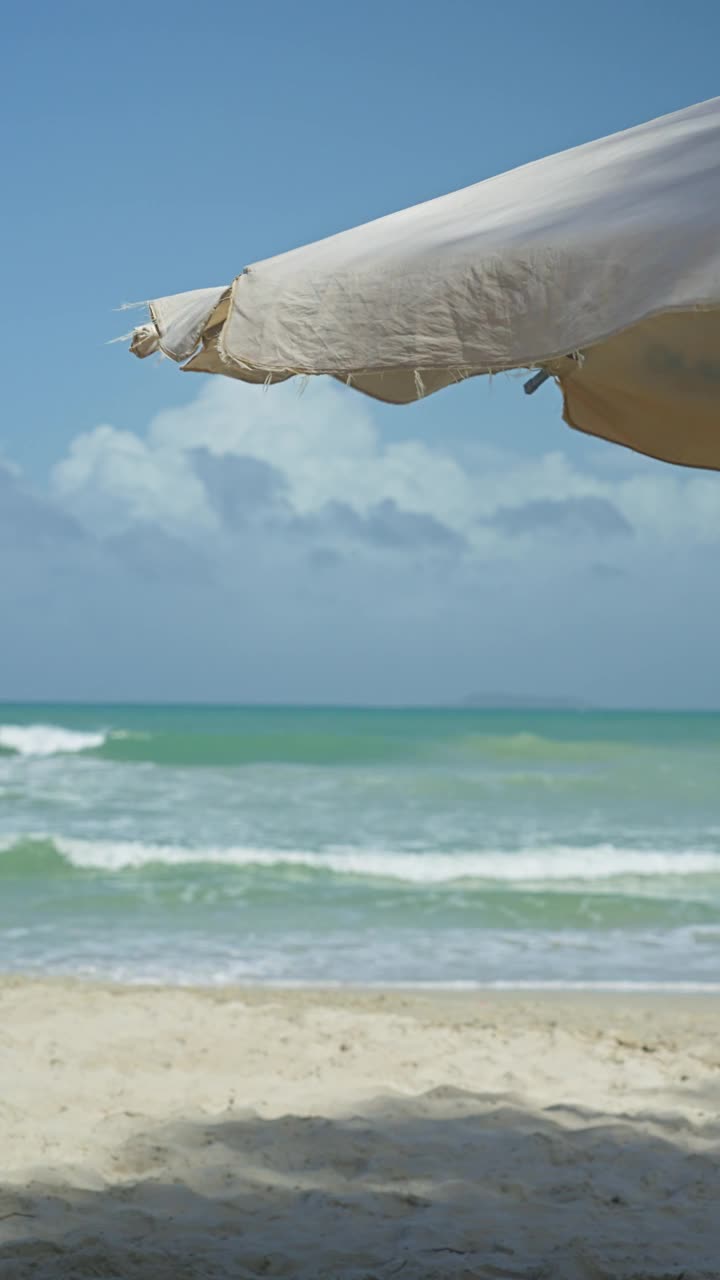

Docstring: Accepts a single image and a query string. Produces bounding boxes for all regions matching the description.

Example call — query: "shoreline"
[1,977,718,1277]
[3,971,720,993]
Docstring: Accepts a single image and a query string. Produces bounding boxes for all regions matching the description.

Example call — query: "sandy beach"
[0,982,716,1278]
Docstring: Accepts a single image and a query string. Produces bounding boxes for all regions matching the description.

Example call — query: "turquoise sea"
[1,704,720,989]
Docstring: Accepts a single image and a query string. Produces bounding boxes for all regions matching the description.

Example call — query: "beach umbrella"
[128,97,720,470]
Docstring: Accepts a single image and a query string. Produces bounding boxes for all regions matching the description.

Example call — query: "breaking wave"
[0,724,109,757]
[2,835,720,884]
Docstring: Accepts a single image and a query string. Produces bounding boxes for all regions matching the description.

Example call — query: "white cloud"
[50,376,720,559]
[0,372,711,706]
[51,379,473,543]
[53,423,215,536]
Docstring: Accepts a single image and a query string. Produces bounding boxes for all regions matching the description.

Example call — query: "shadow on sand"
[0,1087,717,1279]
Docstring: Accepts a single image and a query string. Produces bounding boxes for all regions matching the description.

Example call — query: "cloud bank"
[3,376,720,705]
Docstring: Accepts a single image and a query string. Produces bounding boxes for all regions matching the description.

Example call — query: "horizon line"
[1,698,720,714]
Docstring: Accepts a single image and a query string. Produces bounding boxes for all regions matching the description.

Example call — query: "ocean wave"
[0,724,108,758]
[4,836,720,883]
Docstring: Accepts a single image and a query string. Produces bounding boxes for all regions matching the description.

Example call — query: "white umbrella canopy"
[130,97,720,470]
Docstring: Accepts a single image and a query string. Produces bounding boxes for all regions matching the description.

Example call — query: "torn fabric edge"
[127,278,720,404]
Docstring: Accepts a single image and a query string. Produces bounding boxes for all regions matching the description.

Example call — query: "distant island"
[458,693,592,710]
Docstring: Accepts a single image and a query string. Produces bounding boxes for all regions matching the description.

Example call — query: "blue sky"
[2,1,720,705]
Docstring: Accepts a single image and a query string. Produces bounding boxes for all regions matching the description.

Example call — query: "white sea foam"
[46,837,720,881]
[0,724,107,758]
